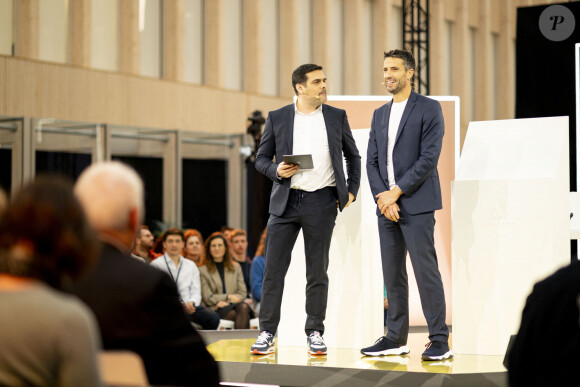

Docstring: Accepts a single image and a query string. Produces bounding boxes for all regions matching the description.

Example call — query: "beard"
[385,77,406,95]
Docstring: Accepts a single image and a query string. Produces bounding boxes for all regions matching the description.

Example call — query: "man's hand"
[382,203,401,222]
[376,186,403,213]
[338,192,356,208]
[277,162,300,178]
[183,302,196,314]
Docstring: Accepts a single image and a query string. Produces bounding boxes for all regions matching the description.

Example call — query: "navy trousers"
[378,208,449,344]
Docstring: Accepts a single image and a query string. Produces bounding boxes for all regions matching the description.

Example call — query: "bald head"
[74,162,144,237]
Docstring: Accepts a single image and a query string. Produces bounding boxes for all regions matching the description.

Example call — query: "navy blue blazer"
[255,103,361,217]
[366,90,444,215]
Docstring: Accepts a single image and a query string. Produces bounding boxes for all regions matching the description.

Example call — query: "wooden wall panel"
[1,56,287,134]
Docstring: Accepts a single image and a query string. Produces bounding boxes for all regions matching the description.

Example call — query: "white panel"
[452,116,570,355]
[91,0,119,71]
[183,0,204,84]
[278,129,384,349]
[329,0,343,94]
[223,0,242,90]
[0,0,12,55]
[576,43,580,187]
[39,0,68,63]
[262,0,278,96]
[140,0,161,78]
[295,0,312,66]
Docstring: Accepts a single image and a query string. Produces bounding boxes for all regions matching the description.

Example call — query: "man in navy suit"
[361,50,452,361]
[251,64,361,356]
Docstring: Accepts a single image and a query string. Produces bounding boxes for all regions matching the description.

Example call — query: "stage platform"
[201,328,508,387]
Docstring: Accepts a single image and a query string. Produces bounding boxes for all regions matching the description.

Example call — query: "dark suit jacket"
[367,90,444,215]
[68,242,220,386]
[255,103,361,216]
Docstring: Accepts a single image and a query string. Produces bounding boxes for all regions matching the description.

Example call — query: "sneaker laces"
[373,336,387,345]
[256,331,271,344]
[309,332,324,345]
[425,341,441,349]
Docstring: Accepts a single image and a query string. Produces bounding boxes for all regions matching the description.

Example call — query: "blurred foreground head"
[74,162,144,250]
[0,176,98,288]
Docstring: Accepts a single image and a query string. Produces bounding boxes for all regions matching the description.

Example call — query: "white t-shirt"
[387,99,408,189]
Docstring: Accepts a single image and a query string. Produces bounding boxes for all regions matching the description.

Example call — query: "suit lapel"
[394,90,417,145]
[382,99,393,149]
[285,104,295,153]
[321,105,335,155]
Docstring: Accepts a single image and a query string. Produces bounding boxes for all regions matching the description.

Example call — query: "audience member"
[131,225,155,263]
[0,187,7,218]
[200,232,254,329]
[68,162,220,386]
[150,228,220,330]
[221,225,233,240]
[230,228,252,295]
[150,231,166,260]
[250,227,267,314]
[0,176,102,387]
[507,260,580,386]
[183,229,206,266]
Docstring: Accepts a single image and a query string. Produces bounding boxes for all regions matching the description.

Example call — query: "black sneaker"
[360,336,410,356]
[307,331,327,355]
[250,331,275,355]
[421,341,453,361]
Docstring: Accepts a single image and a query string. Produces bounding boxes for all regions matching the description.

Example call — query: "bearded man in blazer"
[360,50,452,361]
[250,64,361,356]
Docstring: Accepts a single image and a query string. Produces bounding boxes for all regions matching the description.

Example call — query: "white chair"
[250,317,260,330]
[217,319,234,330]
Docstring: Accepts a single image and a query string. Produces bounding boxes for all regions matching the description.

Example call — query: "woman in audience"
[250,227,267,314]
[183,229,205,266]
[199,232,253,329]
[0,176,103,387]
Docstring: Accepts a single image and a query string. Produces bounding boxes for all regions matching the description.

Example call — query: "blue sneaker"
[360,336,410,356]
[251,331,275,355]
[307,331,327,355]
[421,341,453,361]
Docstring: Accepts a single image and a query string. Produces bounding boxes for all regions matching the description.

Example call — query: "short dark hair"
[384,49,416,72]
[292,64,323,95]
[162,227,184,242]
[0,176,98,289]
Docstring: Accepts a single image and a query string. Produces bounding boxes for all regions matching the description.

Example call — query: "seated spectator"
[131,225,155,263]
[68,162,219,386]
[507,260,580,386]
[230,228,252,296]
[0,187,6,217]
[200,232,254,329]
[221,225,233,240]
[183,229,206,266]
[150,231,166,260]
[250,227,267,314]
[150,228,220,330]
[0,176,102,387]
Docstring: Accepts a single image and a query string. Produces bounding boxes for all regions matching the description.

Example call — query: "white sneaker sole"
[309,348,327,356]
[362,345,410,357]
[251,346,275,355]
[422,350,453,361]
